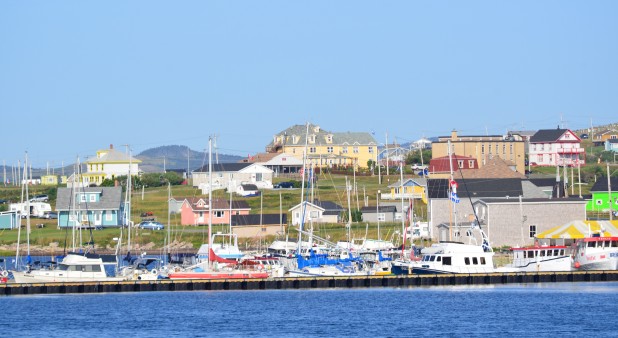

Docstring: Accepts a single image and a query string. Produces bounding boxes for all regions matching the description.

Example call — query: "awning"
[536,220,618,239]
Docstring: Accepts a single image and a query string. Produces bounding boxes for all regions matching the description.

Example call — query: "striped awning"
[536,220,618,239]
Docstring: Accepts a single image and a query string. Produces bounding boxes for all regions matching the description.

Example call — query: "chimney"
[451,129,458,140]
[110,144,114,149]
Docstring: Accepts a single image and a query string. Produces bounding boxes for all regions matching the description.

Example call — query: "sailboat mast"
[24,152,31,257]
[208,136,213,270]
[298,122,310,255]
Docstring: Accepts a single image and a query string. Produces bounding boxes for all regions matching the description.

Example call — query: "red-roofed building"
[429,155,478,178]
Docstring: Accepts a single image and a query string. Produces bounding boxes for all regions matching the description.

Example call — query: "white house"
[528,128,585,167]
[289,200,345,226]
[192,163,274,194]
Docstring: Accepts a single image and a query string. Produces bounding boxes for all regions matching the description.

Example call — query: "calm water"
[2,282,618,337]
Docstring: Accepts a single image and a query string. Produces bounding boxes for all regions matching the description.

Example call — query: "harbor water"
[3,282,618,337]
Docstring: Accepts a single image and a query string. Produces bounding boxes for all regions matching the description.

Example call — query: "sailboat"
[12,156,126,283]
[168,137,268,280]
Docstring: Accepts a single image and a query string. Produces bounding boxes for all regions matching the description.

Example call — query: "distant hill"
[136,145,243,173]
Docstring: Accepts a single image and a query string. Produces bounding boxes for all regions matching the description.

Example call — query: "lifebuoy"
[0,270,8,277]
[151,269,158,275]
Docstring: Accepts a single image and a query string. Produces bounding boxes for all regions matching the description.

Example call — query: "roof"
[529,128,569,143]
[607,139,618,144]
[426,178,526,199]
[361,205,398,213]
[536,220,618,239]
[289,200,345,212]
[183,198,250,211]
[475,197,586,205]
[589,178,618,192]
[231,214,287,226]
[454,157,524,179]
[86,147,141,164]
[388,178,427,188]
[268,124,377,147]
[56,187,123,211]
[193,163,252,173]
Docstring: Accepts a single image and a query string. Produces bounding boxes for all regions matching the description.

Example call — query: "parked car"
[138,221,164,230]
[580,133,589,139]
[274,181,295,189]
[43,211,58,219]
[30,194,49,202]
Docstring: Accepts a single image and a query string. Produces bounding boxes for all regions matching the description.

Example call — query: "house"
[230,213,288,238]
[382,178,426,202]
[41,175,59,186]
[472,198,587,247]
[425,178,548,242]
[605,139,618,152]
[168,197,185,214]
[594,129,618,143]
[431,130,526,174]
[82,144,142,186]
[243,152,304,176]
[289,200,345,225]
[428,154,478,178]
[453,157,525,180]
[266,124,377,169]
[0,211,19,229]
[180,197,250,226]
[192,163,273,194]
[378,144,410,167]
[237,184,260,197]
[528,128,585,167]
[56,187,124,228]
[360,205,398,223]
[585,178,618,216]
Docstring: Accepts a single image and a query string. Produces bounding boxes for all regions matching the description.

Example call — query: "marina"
[3,269,618,296]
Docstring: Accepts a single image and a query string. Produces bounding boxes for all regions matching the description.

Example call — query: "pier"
[2,270,618,295]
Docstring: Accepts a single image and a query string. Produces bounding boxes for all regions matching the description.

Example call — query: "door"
[94,211,102,226]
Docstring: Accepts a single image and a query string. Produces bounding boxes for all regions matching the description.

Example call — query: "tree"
[405,149,432,165]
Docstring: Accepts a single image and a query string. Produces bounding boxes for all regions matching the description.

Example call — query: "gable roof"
[182,197,250,211]
[86,146,141,164]
[269,124,377,147]
[426,178,525,199]
[454,157,524,179]
[56,187,123,211]
[589,178,618,193]
[231,214,287,226]
[289,200,344,212]
[388,178,427,188]
[530,128,572,143]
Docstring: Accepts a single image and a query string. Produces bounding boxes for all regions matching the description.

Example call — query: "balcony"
[556,148,585,154]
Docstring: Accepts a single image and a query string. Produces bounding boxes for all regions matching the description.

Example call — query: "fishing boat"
[497,245,572,272]
[572,236,618,271]
[12,252,125,283]
[408,239,496,274]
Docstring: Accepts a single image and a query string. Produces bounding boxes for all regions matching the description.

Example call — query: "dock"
[2,270,617,295]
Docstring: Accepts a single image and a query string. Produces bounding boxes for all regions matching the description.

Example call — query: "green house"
[586,178,618,214]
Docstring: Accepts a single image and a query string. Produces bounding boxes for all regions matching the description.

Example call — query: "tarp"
[536,220,618,239]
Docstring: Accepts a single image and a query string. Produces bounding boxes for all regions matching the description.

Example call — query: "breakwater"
[3,270,618,295]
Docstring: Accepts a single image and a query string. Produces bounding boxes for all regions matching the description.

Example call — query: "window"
[368,146,374,153]
[480,257,486,265]
[214,211,224,218]
[89,194,96,202]
[457,160,464,168]
[529,225,537,238]
[310,211,319,218]
[342,146,348,154]
[327,147,333,153]
[596,200,603,205]
[310,147,316,153]
[468,160,474,168]
[80,194,86,202]
[378,213,385,221]
[309,135,316,143]
[82,213,89,222]
[472,257,478,265]
[464,257,470,265]
[353,147,359,154]
[481,144,485,154]
[326,135,332,143]
[502,144,506,154]
[510,144,513,154]
[105,211,113,221]
[256,173,263,182]
[443,257,452,265]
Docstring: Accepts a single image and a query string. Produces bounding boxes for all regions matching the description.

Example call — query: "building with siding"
[56,187,124,228]
[82,144,141,186]
[528,128,585,167]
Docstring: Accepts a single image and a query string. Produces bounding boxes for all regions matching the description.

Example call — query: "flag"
[450,191,460,203]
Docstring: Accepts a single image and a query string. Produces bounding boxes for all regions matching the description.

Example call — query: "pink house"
[180,197,251,226]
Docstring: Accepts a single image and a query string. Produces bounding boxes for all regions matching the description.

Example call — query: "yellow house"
[266,124,377,169]
[82,144,142,186]
[431,130,526,175]
[41,175,59,186]
[383,178,427,203]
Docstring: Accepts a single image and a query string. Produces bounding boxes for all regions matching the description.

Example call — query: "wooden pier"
[2,270,618,296]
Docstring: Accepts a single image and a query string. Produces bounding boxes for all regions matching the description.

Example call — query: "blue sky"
[1,1,617,168]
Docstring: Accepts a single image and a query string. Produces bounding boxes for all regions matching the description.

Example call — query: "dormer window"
[292,135,299,144]
[326,134,333,143]
[313,126,321,133]
[309,134,316,144]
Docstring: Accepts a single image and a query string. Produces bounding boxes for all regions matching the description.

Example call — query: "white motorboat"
[12,253,125,283]
[407,241,497,274]
[572,236,618,271]
[497,245,573,272]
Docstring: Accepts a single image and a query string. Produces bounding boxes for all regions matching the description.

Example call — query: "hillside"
[136,145,243,173]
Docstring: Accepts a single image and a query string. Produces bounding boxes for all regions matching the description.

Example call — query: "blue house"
[605,139,618,152]
[56,187,124,228]
[0,211,19,229]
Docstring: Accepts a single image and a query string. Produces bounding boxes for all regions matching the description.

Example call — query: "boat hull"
[12,271,125,284]
[168,271,269,280]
